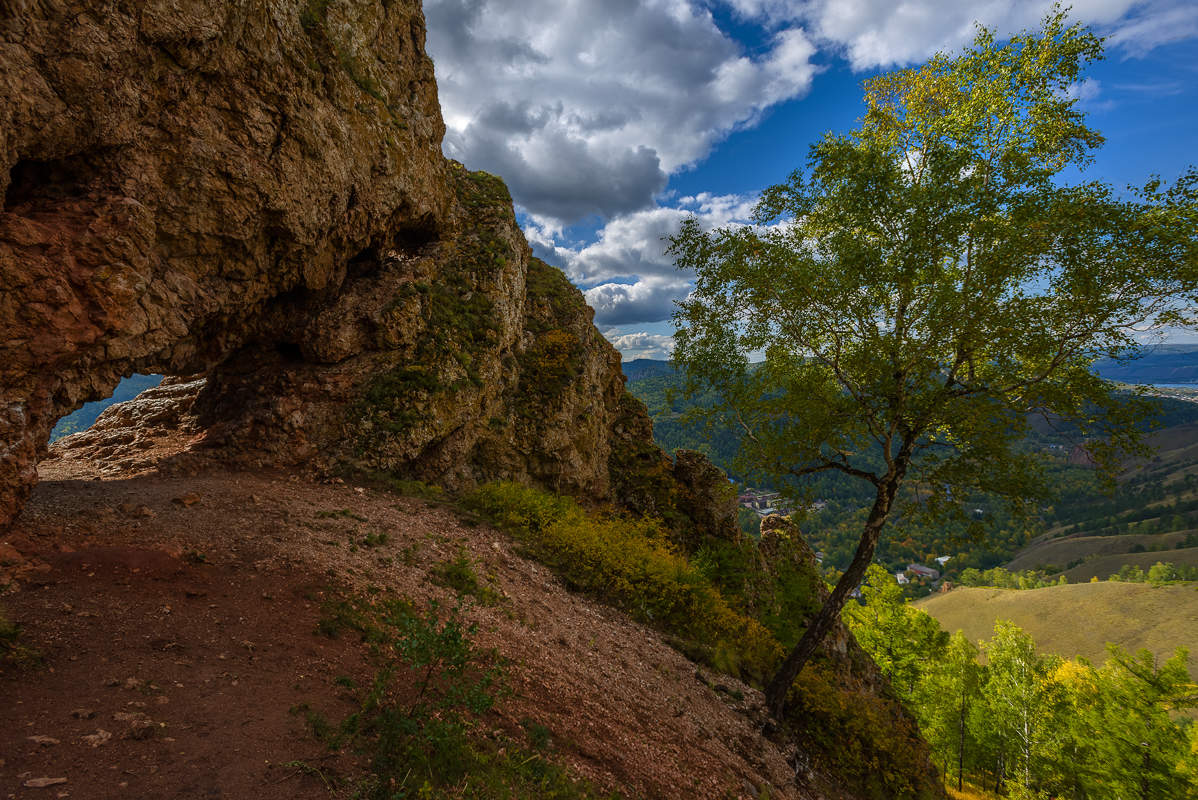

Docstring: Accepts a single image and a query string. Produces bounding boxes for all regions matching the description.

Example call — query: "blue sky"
[423,1,1198,359]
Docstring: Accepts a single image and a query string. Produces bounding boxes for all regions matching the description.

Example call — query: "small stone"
[124,720,157,740]
[71,708,97,720]
[0,542,23,566]
[27,735,60,746]
[24,777,68,788]
[82,729,112,748]
[172,492,201,507]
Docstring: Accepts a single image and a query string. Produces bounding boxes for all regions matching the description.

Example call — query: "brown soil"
[1,451,802,798]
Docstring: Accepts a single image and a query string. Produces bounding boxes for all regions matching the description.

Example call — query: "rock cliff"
[0,0,730,537]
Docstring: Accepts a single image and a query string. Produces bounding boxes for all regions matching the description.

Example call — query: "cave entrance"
[50,375,165,441]
[38,372,207,482]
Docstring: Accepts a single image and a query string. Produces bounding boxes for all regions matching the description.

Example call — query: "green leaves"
[672,5,1197,717]
[669,5,1197,520]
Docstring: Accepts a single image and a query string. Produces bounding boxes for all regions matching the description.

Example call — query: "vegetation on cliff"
[467,482,944,798]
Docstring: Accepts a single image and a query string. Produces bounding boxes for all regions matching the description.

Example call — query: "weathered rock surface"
[1,0,448,526]
[0,0,725,539]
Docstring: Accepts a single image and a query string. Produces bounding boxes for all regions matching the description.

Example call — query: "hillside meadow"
[916,581,1198,664]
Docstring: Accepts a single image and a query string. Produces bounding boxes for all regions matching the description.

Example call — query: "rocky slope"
[3,463,801,799]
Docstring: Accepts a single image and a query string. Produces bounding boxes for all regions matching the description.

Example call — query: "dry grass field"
[1006,533,1196,572]
[916,581,1198,664]
[1059,547,1198,581]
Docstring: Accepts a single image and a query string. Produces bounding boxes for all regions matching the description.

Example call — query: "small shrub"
[0,607,41,669]
[521,716,554,750]
[431,551,502,605]
[301,593,612,798]
[361,531,390,548]
[316,508,369,523]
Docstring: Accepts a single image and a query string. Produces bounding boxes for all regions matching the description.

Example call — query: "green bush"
[0,606,40,669]
[431,551,502,605]
[463,482,782,681]
[302,592,613,798]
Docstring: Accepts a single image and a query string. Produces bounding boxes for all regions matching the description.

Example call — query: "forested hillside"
[625,359,1198,590]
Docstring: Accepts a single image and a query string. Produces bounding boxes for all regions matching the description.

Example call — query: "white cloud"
[584,276,694,326]
[424,0,817,225]
[719,0,1196,69]
[1106,2,1198,55]
[531,191,758,325]
[605,332,676,360]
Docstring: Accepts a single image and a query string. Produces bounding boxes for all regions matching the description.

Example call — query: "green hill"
[915,581,1198,664]
[1006,422,1198,579]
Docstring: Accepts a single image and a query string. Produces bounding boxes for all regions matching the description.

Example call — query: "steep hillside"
[0,396,945,798]
[1007,422,1198,578]
[4,469,797,797]
[916,582,1198,664]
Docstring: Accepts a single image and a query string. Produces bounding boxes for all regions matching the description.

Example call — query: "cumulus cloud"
[584,276,693,326]
[533,192,758,326]
[720,0,1196,69]
[424,0,817,225]
[605,332,676,360]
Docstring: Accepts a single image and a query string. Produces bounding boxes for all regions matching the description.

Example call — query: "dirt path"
[2,466,801,799]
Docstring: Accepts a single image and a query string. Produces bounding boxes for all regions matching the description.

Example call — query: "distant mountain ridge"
[620,358,679,382]
[1091,344,1198,384]
[623,345,1198,386]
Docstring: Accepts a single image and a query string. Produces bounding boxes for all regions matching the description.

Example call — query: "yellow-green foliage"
[791,663,940,800]
[464,482,781,680]
[520,328,582,398]
[466,483,943,795]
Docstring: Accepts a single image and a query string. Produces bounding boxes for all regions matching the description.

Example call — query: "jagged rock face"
[0,0,727,534]
[0,0,449,526]
[187,166,631,498]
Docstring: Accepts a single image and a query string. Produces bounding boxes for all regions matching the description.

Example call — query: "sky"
[422,0,1198,361]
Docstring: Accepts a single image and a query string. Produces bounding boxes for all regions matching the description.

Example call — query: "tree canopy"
[668,8,1198,718]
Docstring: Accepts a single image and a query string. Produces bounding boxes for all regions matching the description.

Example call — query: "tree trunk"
[957,683,966,791]
[763,469,903,719]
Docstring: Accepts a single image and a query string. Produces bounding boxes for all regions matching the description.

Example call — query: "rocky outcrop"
[0,0,726,536]
[41,377,204,480]
[1,0,448,526]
